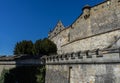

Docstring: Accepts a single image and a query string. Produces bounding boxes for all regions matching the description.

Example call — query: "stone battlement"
[45,47,120,64]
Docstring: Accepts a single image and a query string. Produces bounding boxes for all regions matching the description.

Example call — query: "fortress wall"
[70,0,120,42]
[46,64,120,83]
[90,1,119,36]
[60,0,120,53]
[49,0,120,54]
[51,28,70,54]
[46,1,120,83]
[70,11,91,42]
[62,30,120,53]
[45,65,69,83]
[45,50,120,83]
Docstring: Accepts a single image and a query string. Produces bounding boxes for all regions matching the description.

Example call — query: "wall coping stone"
[45,47,120,65]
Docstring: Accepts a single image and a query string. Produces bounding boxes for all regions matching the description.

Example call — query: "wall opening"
[68,66,72,83]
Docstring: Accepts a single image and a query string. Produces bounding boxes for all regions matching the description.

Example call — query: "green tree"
[14,38,57,56]
[14,40,34,55]
[34,38,57,56]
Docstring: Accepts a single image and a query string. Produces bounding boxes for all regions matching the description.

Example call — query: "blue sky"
[0,0,104,55]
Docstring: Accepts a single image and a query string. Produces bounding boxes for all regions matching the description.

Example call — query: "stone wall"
[45,65,69,83]
[45,48,120,83]
[0,61,16,77]
[49,0,120,54]
[46,1,120,83]
[62,30,120,53]
[51,28,70,54]
[46,64,120,83]
[48,21,65,39]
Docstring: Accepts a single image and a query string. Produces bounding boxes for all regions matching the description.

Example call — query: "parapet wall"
[45,48,120,64]
[45,48,120,83]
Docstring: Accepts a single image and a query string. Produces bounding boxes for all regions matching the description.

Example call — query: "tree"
[34,38,57,56]
[14,40,34,55]
[13,38,57,56]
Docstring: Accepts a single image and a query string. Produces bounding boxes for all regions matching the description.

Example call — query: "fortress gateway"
[45,0,120,83]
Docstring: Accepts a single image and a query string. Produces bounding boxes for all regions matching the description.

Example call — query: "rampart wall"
[0,55,43,77]
[49,0,120,54]
[45,48,120,83]
[46,0,120,83]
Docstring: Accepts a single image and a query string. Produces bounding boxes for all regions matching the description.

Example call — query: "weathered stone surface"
[62,30,120,53]
[46,64,120,83]
[49,0,120,54]
[46,0,120,83]
[45,65,69,83]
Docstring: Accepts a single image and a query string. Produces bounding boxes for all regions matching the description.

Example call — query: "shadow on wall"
[0,66,45,83]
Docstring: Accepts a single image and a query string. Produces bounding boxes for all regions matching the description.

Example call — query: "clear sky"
[0,0,104,55]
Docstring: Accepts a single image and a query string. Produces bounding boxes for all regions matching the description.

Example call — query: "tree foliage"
[34,38,57,55]
[14,40,34,55]
[14,38,57,56]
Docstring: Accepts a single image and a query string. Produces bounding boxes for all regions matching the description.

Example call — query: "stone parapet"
[45,48,120,64]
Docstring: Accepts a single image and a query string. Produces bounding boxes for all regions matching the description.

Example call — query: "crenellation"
[45,48,120,83]
[45,48,120,65]
[77,51,83,59]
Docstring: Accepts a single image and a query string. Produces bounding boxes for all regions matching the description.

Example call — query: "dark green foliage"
[14,40,34,55]
[34,39,42,55]
[12,38,57,83]
[34,38,57,55]
[1,66,45,83]
[14,38,57,56]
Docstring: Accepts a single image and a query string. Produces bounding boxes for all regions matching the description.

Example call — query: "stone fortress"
[0,0,120,83]
[45,0,120,83]
[48,0,120,54]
